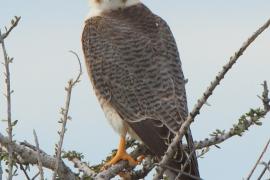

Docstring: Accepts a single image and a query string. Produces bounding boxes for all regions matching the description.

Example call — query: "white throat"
[87,0,141,18]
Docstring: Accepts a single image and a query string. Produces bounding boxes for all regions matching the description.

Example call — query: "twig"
[0,30,14,180]
[33,130,44,180]
[258,159,270,180]
[31,172,40,180]
[68,51,83,85]
[181,108,268,152]
[0,16,21,43]
[19,164,31,180]
[0,133,76,180]
[154,17,270,179]
[246,138,270,180]
[261,81,270,111]
[52,51,82,180]
[260,162,270,173]
[194,110,268,150]
[193,82,270,150]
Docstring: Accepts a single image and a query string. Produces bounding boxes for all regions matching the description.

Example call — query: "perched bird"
[82,0,200,179]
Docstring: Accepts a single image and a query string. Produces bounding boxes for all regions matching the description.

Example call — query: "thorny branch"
[154,17,270,179]
[194,81,270,150]
[52,51,82,179]
[189,81,270,155]
[193,109,264,150]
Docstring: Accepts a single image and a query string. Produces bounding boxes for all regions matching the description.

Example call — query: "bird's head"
[88,0,141,18]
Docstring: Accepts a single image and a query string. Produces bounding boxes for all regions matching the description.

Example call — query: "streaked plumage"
[82,1,199,179]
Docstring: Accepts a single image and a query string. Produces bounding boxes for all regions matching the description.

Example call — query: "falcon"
[82,0,200,179]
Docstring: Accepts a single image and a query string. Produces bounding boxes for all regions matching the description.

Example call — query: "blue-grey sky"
[1,1,270,179]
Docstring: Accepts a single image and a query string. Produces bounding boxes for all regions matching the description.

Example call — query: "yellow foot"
[105,150,138,167]
[102,136,144,170]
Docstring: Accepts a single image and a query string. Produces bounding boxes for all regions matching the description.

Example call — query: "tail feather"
[126,119,200,179]
[165,128,200,180]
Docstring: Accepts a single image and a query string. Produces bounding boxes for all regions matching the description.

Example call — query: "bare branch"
[0,16,21,43]
[69,50,83,86]
[52,51,82,179]
[154,17,270,179]
[19,164,31,180]
[258,159,270,180]
[33,130,44,180]
[0,133,77,180]
[246,138,270,180]
[0,28,14,180]
[31,172,40,180]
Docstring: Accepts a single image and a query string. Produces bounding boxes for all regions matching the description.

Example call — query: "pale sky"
[1,1,270,179]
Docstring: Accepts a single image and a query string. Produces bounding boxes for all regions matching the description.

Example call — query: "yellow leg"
[104,136,138,168]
